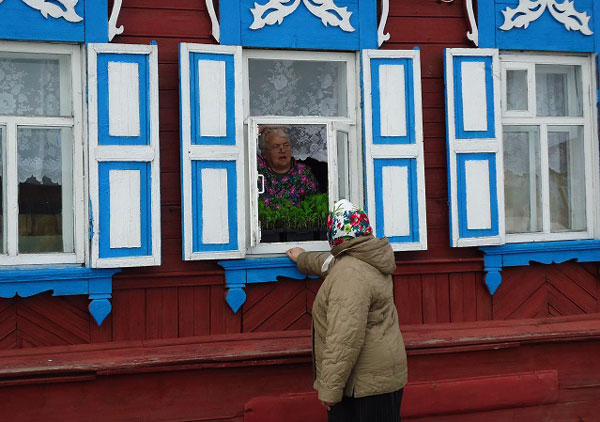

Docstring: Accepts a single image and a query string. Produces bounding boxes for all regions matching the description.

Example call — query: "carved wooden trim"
[108,0,124,41]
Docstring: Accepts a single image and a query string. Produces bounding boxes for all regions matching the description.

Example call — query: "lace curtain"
[249,59,346,163]
[0,57,64,184]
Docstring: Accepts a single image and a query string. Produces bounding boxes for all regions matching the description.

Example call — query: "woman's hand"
[286,247,305,263]
[320,400,334,411]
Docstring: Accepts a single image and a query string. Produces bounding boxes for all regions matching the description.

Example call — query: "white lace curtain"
[249,59,346,163]
[0,57,64,184]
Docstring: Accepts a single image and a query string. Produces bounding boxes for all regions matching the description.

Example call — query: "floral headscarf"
[327,199,373,247]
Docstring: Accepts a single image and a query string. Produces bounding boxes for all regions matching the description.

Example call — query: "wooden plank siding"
[0,0,597,352]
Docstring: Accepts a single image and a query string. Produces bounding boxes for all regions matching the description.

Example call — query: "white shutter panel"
[180,44,246,260]
[88,43,161,268]
[445,48,505,247]
[362,49,427,251]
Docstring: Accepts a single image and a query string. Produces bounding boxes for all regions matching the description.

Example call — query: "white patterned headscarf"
[327,199,373,248]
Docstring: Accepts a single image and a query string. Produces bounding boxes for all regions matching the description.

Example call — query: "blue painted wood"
[478,0,496,48]
[189,52,237,146]
[84,0,108,43]
[97,53,150,146]
[478,0,595,52]
[373,158,419,243]
[98,162,152,258]
[220,0,373,51]
[0,267,120,326]
[443,51,454,247]
[453,56,496,140]
[218,257,316,313]
[370,58,416,145]
[0,0,85,42]
[480,240,600,294]
[219,0,242,46]
[192,161,238,253]
[456,153,499,239]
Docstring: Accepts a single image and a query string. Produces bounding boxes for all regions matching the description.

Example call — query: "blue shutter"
[88,43,161,267]
[444,48,505,247]
[362,50,427,251]
[179,44,246,260]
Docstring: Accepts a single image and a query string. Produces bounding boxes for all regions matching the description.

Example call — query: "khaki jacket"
[297,235,407,403]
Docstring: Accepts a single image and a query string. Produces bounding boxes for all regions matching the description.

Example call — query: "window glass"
[336,130,350,200]
[248,59,347,117]
[506,69,528,111]
[257,124,328,243]
[548,126,586,232]
[17,127,73,253]
[0,53,71,117]
[503,125,542,234]
[536,64,582,117]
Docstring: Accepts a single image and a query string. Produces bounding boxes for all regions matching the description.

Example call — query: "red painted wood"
[145,288,179,339]
[243,280,305,332]
[178,286,211,337]
[112,289,146,341]
[210,285,241,335]
[243,370,558,421]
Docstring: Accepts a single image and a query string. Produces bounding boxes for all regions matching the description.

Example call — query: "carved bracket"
[480,240,600,295]
[20,0,83,23]
[465,0,478,46]
[108,0,124,41]
[0,268,121,326]
[218,257,316,313]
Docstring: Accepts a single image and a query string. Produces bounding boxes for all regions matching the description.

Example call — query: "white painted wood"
[382,166,410,237]
[362,49,427,252]
[180,43,246,260]
[89,43,161,268]
[108,61,140,137]
[108,0,124,41]
[465,160,492,230]
[109,170,141,248]
[499,0,593,35]
[21,0,82,23]
[445,48,504,247]
[377,0,391,46]
[201,168,230,244]
[461,61,488,132]
[205,0,221,42]
[198,59,227,137]
[379,64,406,137]
[465,0,478,46]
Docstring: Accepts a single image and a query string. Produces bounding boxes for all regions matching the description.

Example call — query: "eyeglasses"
[267,143,292,152]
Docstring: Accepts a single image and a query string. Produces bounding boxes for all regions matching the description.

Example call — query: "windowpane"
[248,59,347,117]
[18,127,73,253]
[506,69,528,111]
[548,126,586,232]
[503,125,542,234]
[257,124,327,243]
[0,53,71,117]
[337,130,350,200]
[536,64,582,117]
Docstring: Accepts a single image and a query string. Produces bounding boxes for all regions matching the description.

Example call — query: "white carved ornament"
[108,0,124,41]
[378,0,390,47]
[466,0,478,46]
[0,0,83,22]
[250,0,355,32]
[500,0,593,35]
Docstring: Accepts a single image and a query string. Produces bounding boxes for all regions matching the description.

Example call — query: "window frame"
[0,41,85,266]
[242,49,362,255]
[500,52,598,244]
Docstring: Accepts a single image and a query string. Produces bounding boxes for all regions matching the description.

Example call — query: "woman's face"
[263,133,292,173]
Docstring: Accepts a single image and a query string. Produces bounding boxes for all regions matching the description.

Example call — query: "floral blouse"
[258,155,319,206]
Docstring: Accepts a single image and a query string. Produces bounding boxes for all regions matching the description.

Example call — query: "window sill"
[479,240,600,294]
[218,257,316,313]
[0,267,121,325]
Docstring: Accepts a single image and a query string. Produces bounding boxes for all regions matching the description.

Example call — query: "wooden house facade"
[0,0,599,420]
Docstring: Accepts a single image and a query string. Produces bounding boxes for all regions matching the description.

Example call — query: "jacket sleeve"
[297,251,332,277]
[317,268,370,403]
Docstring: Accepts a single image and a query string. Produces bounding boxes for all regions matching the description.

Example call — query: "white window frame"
[0,41,85,265]
[242,49,362,255]
[500,53,599,244]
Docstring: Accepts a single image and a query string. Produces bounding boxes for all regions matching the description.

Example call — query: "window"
[501,54,595,243]
[0,42,84,265]
[243,50,359,253]
[180,44,427,260]
[445,49,598,248]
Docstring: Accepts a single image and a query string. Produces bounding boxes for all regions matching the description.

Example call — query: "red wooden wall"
[0,0,599,351]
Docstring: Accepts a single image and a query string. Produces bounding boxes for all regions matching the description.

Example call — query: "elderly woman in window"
[258,127,319,207]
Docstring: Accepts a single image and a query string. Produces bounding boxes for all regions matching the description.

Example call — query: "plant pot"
[260,229,286,243]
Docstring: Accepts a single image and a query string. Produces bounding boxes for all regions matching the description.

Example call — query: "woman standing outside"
[287,199,407,422]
